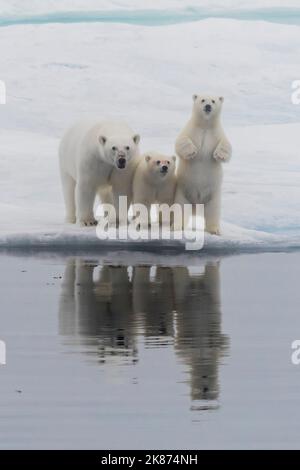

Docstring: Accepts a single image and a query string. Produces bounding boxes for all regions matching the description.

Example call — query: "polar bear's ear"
[133,134,140,144]
[192,94,198,102]
[145,155,151,163]
[99,135,107,145]
[219,96,224,102]
[172,155,176,162]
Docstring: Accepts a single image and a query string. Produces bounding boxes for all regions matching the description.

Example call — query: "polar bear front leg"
[75,178,97,226]
[110,191,128,227]
[98,187,114,206]
[175,135,198,160]
[204,192,221,235]
[110,175,133,226]
[132,198,152,230]
[213,136,232,163]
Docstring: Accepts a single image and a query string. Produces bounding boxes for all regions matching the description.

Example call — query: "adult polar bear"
[59,120,140,226]
[174,95,232,235]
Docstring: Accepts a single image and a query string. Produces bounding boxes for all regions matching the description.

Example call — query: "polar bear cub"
[174,94,232,235]
[59,120,140,226]
[132,152,176,227]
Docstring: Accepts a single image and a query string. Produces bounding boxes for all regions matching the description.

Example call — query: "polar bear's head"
[192,94,224,121]
[144,152,176,180]
[99,133,140,169]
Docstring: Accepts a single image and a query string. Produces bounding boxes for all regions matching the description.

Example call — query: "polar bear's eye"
[125,146,130,151]
[156,161,161,165]
[201,99,205,103]
[112,146,117,151]
[167,161,170,165]
[212,100,215,104]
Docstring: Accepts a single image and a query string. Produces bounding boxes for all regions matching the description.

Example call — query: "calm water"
[0,251,300,449]
[1,8,300,28]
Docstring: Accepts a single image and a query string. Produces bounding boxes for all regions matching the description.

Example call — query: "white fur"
[174,94,232,235]
[59,120,140,226]
[132,152,177,227]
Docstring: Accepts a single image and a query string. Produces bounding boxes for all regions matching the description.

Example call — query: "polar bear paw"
[213,147,229,162]
[179,140,197,160]
[183,145,198,160]
[206,226,221,236]
[184,151,197,160]
[78,217,98,227]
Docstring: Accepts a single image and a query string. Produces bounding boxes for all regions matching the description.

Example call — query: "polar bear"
[59,120,140,226]
[174,94,232,235]
[132,152,177,227]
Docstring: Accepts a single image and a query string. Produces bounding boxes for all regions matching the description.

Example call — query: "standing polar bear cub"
[133,152,177,227]
[174,94,232,235]
[59,120,140,226]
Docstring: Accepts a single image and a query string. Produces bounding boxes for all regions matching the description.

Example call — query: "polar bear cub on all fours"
[174,94,232,235]
[59,120,140,226]
[132,152,177,227]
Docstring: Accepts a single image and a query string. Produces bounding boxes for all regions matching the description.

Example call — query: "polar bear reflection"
[59,259,228,403]
[173,263,228,402]
[59,259,137,362]
[132,267,174,341]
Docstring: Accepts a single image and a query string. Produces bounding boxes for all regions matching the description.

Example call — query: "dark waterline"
[1,8,300,28]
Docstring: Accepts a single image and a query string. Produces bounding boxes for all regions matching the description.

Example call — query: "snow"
[2,19,300,134]
[0,5,299,252]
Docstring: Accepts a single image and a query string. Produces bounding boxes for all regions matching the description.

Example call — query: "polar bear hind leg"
[172,186,191,231]
[61,170,76,223]
[204,193,221,235]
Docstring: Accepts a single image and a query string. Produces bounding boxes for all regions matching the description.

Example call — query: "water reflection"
[173,264,228,406]
[59,260,137,361]
[132,266,175,343]
[59,258,229,407]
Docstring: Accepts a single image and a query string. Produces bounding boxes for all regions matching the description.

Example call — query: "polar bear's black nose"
[117,157,126,169]
[161,165,168,173]
[204,104,212,113]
